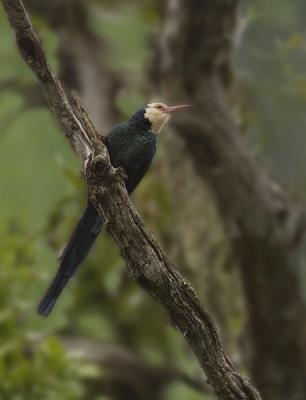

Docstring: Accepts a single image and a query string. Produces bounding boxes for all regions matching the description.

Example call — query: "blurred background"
[0,1,306,399]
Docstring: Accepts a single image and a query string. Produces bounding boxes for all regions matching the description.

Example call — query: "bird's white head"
[144,102,192,134]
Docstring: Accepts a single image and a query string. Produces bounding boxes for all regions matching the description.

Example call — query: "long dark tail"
[37,200,103,317]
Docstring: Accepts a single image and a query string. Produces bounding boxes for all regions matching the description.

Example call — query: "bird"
[37,102,191,316]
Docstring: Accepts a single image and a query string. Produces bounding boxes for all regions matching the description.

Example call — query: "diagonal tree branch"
[1,1,261,399]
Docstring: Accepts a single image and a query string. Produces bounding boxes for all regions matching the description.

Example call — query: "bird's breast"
[106,126,157,193]
[108,131,156,169]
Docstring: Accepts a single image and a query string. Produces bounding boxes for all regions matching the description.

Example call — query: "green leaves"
[0,225,84,399]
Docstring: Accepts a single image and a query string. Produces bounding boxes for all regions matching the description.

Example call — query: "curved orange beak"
[163,104,192,113]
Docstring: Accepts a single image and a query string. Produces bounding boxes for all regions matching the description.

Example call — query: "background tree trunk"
[24,0,120,132]
[156,1,306,399]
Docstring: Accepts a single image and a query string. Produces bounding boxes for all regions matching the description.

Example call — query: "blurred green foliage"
[0,223,85,400]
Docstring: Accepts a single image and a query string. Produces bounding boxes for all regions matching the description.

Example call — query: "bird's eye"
[156,105,162,109]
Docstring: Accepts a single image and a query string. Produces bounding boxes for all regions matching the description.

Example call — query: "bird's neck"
[128,109,153,134]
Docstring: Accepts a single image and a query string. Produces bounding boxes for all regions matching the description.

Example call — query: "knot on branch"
[86,154,127,189]
[92,134,109,156]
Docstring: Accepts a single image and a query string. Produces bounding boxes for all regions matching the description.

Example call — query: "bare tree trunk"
[25,0,121,132]
[160,131,237,344]
[157,1,306,399]
[57,26,120,133]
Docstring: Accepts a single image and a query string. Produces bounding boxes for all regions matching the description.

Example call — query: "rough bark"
[157,1,306,399]
[1,0,262,399]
